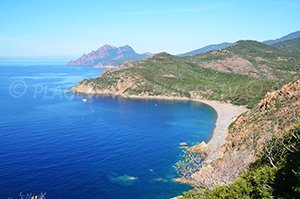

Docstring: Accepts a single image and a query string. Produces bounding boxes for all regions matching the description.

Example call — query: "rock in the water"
[108,174,139,186]
[188,141,210,158]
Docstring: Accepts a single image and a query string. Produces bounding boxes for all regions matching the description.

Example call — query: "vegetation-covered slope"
[188,40,300,79]
[263,30,300,45]
[179,30,300,57]
[72,52,280,108]
[71,41,299,108]
[272,38,300,54]
[179,42,231,56]
[181,126,300,199]
[179,80,300,198]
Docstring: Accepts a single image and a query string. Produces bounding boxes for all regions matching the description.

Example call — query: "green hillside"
[272,38,300,54]
[181,127,300,199]
[72,41,300,108]
[189,40,300,79]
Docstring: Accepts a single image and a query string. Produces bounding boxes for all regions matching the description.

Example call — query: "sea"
[0,62,217,199]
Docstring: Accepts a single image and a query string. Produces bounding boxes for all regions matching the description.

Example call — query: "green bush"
[182,127,300,199]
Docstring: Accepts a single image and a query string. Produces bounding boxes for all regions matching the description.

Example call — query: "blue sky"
[0,0,299,58]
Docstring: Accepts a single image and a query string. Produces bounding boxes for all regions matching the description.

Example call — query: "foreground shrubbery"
[181,126,300,199]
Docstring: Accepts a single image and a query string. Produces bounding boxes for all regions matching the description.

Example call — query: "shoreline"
[126,95,248,149]
[70,90,248,150]
[115,94,248,149]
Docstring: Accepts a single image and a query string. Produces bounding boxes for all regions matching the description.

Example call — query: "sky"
[0,0,299,58]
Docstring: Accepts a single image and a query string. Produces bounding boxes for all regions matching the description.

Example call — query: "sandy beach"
[196,99,248,149]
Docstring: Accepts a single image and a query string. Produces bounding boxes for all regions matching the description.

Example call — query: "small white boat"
[82,98,88,103]
[179,142,188,147]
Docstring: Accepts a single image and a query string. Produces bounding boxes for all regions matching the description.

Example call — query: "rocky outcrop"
[186,80,300,189]
[68,44,150,67]
[188,141,210,158]
[70,74,141,96]
[259,80,300,111]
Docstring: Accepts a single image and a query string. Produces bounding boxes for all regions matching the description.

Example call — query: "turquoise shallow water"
[0,64,217,199]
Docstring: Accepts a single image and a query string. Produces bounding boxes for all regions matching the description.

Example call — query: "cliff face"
[67,45,150,67]
[188,80,300,189]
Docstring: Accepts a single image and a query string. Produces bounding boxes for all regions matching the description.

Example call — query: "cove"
[0,64,217,199]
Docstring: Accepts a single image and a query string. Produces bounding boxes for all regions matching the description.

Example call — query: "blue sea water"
[0,64,217,199]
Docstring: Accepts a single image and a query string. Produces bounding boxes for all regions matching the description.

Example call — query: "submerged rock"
[108,174,139,186]
[153,177,168,183]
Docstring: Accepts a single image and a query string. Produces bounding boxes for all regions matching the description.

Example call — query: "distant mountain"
[263,30,300,45]
[179,42,231,56]
[271,38,300,54]
[179,30,300,57]
[67,45,150,67]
